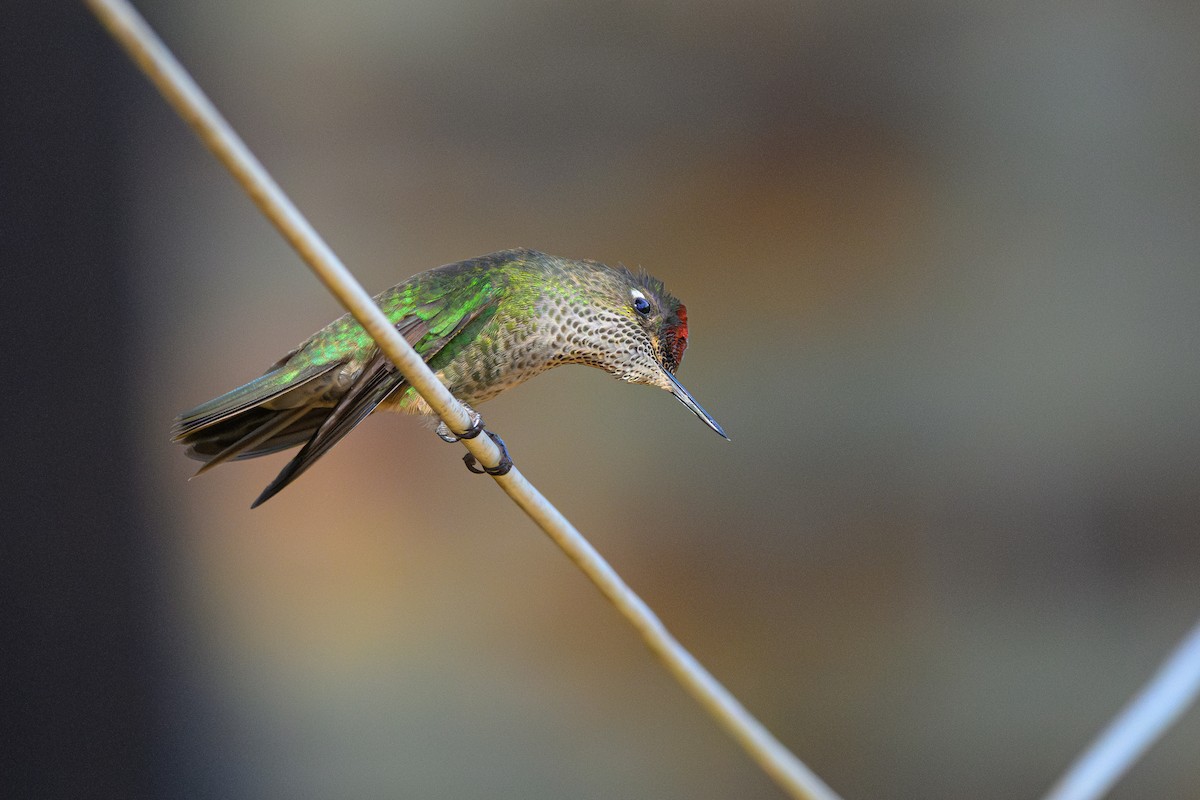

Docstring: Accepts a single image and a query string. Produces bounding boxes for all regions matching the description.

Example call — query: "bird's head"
[589,266,728,439]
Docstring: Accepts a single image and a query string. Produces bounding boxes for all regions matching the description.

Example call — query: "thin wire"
[1042,618,1200,800]
[84,2,843,799]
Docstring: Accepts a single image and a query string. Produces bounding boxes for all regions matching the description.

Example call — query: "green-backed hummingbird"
[173,248,727,507]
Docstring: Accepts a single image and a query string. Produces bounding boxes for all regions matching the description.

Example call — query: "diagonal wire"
[83,2,843,799]
[1042,617,1200,800]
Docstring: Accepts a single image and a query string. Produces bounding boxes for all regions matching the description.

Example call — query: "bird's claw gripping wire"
[436,411,513,476]
[463,431,513,477]
[435,409,484,443]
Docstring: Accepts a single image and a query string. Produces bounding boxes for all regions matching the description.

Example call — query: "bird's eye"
[631,289,651,316]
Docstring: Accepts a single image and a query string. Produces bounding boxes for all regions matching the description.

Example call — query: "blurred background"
[8,1,1200,798]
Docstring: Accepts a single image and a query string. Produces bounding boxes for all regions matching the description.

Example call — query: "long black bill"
[665,371,729,440]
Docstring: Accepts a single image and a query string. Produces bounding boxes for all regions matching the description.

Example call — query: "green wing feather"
[171,358,343,442]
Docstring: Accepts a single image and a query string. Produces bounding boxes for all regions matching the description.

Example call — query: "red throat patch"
[667,304,689,370]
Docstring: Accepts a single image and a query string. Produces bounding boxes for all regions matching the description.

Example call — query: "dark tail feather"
[192,405,315,476]
[251,354,407,508]
[179,405,331,462]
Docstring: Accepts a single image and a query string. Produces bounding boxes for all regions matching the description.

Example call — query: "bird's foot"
[435,408,513,476]
[463,431,513,477]
[435,407,484,443]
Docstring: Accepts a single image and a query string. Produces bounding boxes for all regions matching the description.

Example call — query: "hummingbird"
[173,248,727,507]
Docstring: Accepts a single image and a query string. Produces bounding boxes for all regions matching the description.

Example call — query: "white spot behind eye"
[630,288,646,303]
[630,288,651,315]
